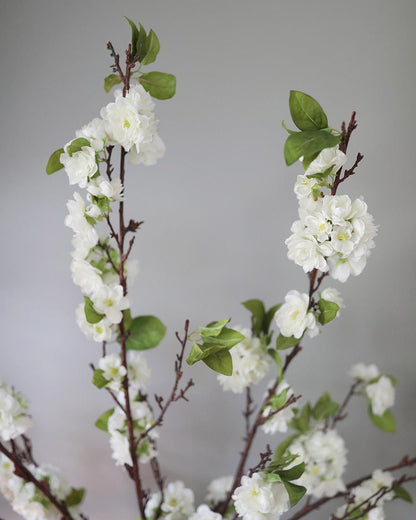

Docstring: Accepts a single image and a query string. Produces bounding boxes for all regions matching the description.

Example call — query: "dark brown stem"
[330,381,361,428]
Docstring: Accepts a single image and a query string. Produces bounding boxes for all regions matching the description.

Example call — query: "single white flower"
[349,363,380,382]
[91,284,130,324]
[75,303,115,342]
[0,382,32,441]
[232,473,289,520]
[294,175,321,200]
[189,504,223,520]
[70,259,103,296]
[275,290,317,339]
[60,144,97,188]
[87,176,124,201]
[366,376,395,416]
[127,351,151,394]
[76,117,107,152]
[161,480,195,520]
[205,476,233,506]
[305,145,346,177]
[98,353,127,391]
[286,233,329,273]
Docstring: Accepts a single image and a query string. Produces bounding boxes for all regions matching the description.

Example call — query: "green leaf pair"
[283,91,340,166]
[312,392,339,421]
[263,459,306,507]
[242,299,281,341]
[186,319,245,376]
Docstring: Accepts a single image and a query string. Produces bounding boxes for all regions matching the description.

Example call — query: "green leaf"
[276,334,299,350]
[67,137,91,156]
[142,29,160,65]
[199,319,230,339]
[123,308,132,331]
[289,90,328,131]
[273,434,301,464]
[84,296,105,324]
[139,71,176,99]
[302,152,319,171]
[369,407,396,433]
[125,17,140,57]
[104,74,122,93]
[65,488,85,507]
[46,148,64,175]
[136,23,148,61]
[206,327,245,349]
[290,403,311,433]
[242,299,265,337]
[318,299,340,326]
[282,480,307,507]
[186,342,205,365]
[126,315,166,350]
[278,462,305,482]
[394,485,413,503]
[95,408,114,432]
[263,473,283,483]
[268,349,282,381]
[281,120,298,135]
[92,369,108,389]
[312,392,340,421]
[203,349,233,376]
[284,130,340,166]
[268,387,289,410]
[263,304,281,335]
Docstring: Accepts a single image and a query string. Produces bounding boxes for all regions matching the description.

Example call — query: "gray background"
[1,0,415,518]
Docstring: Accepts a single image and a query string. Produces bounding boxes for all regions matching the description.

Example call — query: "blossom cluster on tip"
[0,454,81,520]
[217,327,271,393]
[349,363,395,416]
[0,378,32,442]
[288,146,377,283]
[274,287,343,339]
[232,472,289,520]
[289,429,347,498]
[335,469,395,520]
[261,380,296,434]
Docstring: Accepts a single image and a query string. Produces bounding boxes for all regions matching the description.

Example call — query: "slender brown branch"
[330,381,361,428]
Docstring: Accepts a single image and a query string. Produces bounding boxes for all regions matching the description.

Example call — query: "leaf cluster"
[283,91,340,167]
[186,319,245,376]
[289,393,340,433]
[263,452,306,507]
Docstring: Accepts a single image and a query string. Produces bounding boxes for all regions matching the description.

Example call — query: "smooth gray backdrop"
[1,1,415,518]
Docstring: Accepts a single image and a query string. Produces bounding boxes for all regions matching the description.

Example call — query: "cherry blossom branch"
[286,455,416,520]
[0,441,82,520]
[330,381,361,428]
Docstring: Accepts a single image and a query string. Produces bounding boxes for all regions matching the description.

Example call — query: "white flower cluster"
[145,480,195,520]
[335,469,394,520]
[0,455,81,520]
[274,288,343,339]
[290,429,347,498]
[287,146,377,283]
[261,380,296,434]
[98,350,151,394]
[217,327,271,393]
[0,378,32,442]
[349,364,395,416]
[232,472,289,520]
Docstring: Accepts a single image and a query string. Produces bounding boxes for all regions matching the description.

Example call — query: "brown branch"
[330,381,361,428]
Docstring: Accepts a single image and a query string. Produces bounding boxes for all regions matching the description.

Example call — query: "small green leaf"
[273,434,301,464]
[104,74,122,93]
[186,342,205,365]
[92,369,108,389]
[203,349,233,376]
[281,120,298,135]
[139,71,176,99]
[302,152,319,171]
[278,462,305,482]
[206,327,245,349]
[394,485,413,503]
[276,334,300,350]
[268,349,282,381]
[126,315,166,350]
[125,17,140,56]
[318,299,340,325]
[282,480,307,507]
[290,403,311,433]
[289,90,328,131]
[242,299,265,337]
[284,130,340,166]
[263,304,281,335]
[268,387,289,410]
[369,407,396,433]
[136,23,148,61]
[67,137,91,156]
[84,296,105,324]
[46,148,65,175]
[199,319,230,339]
[95,408,114,432]
[65,488,85,507]
[123,308,133,331]
[264,473,283,483]
[312,392,339,421]
[142,29,160,65]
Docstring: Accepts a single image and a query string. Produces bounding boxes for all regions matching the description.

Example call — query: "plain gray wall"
[1,1,415,518]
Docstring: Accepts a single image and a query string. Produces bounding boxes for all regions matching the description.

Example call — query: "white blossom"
[87,176,124,201]
[274,290,317,339]
[232,473,289,520]
[91,284,130,324]
[349,363,380,382]
[290,429,347,498]
[217,327,271,393]
[205,476,233,506]
[76,117,107,152]
[60,143,97,188]
[294,175,321,200]
[0,380,32,441]
[305,145,346,177]
[261,380,296,434]
[98,353,127,391]
[189,504,223,520]
[75,303,115,342]
[70,259,103,296]
[366,376,395,416]
[146,480,195,520]
[127,350,152,394]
